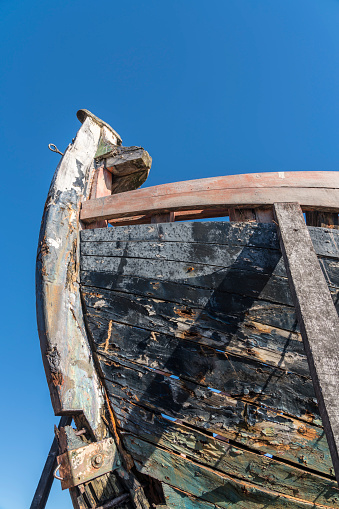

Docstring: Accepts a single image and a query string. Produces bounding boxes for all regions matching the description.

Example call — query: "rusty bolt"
[91,454,104,469]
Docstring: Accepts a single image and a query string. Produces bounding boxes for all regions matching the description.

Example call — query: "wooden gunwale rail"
[80,171,339,225]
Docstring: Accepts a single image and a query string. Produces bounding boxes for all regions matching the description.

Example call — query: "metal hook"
[53,463,63,481]
[48,143,64,156]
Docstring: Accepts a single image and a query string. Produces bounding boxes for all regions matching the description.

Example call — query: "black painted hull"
[79,221,339,508]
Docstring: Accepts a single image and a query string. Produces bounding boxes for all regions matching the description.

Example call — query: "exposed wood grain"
[92,315,318,421]
[80,171,339,223]
[274,202,339,484]
[229,208,274,223]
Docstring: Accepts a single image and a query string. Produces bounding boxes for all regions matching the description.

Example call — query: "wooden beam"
[30,416,72,509]
[80,171,339,224]
[273,202,339,484]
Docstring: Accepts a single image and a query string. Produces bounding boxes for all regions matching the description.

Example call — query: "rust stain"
[51,371,64,386]
[102,391,134,471]
[88,291,103,298]
[174,306,197,319]
[297,425,319,441]
[150,331,158,341]
[105,320,113,352]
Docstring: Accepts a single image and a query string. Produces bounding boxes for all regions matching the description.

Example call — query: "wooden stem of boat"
[36,111,152,508]
[36,114,107,438]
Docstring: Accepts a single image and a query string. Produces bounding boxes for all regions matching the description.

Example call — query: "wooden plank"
[81,239,283,271]
[82,282,310,374]
[80,171,339,223]
[80,254,339,312]
[113,403,339,505]
[100,356,332,474]
[30,416,72,509]
[80,221,339,259]
[162,485,219,509]
[123,435,336,508]
[86,300,318,423]
[273,202,339,483]
[229,208,274,223]
[82,273,311,376]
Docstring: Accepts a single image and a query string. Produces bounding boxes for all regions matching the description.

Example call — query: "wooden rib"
[81,171,339,224]
[306,211,339,228]
[151,212,175,223]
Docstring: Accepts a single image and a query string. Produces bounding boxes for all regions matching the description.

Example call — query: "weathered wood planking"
[80,220,339,258]
[80,171,339,223]
[123,435,337,508]
[79,220,339,488]
[82,287,308,376]
[112,402,339,505]
[274,202,339,484]
[82,292,319,421]
[103,356,332,475]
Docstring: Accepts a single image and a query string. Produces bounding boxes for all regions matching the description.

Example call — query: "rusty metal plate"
[58,437,119,489]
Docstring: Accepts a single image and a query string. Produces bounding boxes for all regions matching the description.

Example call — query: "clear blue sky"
[0,1,339,507]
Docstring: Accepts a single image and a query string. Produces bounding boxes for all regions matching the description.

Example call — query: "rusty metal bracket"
[57,437,120,490]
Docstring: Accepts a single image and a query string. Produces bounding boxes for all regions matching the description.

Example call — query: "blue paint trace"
[161,414,177,422]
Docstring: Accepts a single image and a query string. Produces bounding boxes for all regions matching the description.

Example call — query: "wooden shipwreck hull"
[36,110,339,508]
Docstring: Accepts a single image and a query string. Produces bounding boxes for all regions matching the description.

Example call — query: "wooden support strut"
[273,202,339,484]
[30,416,72,509]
